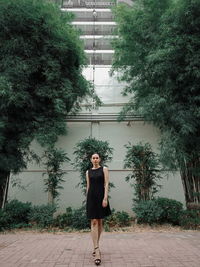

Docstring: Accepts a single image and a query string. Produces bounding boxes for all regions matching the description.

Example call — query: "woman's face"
[91,153,101,166]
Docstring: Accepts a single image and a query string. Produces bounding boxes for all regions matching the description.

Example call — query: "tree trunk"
[180,158,200,207]
[0,171,10,209]
[48,190,54,205]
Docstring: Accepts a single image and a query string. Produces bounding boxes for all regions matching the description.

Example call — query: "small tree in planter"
[124,142,162,202]
[73,137,114,196]
[42,147,70,205]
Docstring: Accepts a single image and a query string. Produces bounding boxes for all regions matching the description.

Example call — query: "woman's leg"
[91,219,102,265]
[91,219,102,255]
[97,219,103,244]
[91,219,99,249]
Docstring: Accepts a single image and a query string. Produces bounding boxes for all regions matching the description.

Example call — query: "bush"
[54,206,90,230]
[104,209,131,228]
[29,204,56,228]
[0,209,10,231]
[58,207,131,231]
[1,201,132,231]
[115,211,131,226]
[133,197,183,225]
[179,210,200,230]
[155,197,183,225]
[133,200,163,224]
[71,206,90,230]
[4,199,32,227]
[124,142,161,202]
[54,207,73,228]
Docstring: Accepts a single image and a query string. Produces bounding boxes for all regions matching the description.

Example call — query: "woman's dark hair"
[90,152,101,159]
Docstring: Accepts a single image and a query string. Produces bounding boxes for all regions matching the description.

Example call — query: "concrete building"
[8,0,185,213]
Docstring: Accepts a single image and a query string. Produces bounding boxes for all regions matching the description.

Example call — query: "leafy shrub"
[0,209,10,231]
[54,207,73,228]
[104,209,131,227]
[4,199,32,226]
[42,147,70,204]
[56,207,131,231]
[133,197,183,225]
[124,142,161,202]
[29,204,56,228]
[115,211,131,226]
[133,200,163,224]
[70,206,89,230]
[179,210,200,229]
[155,197,183,224]
[54,206,90,230]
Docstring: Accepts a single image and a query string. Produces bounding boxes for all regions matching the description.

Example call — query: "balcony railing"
[62,0,115,8]
[72,17,114,22]
[84,43,112,50]
[87,58,112,65]
[86,54,113,65]
[79,29,115,35]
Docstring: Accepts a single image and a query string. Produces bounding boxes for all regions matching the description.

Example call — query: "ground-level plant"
[42,147,70,205]
[54,206,90,230]
[124,142,162,202]
[104,209,132,231]
[133,197,184,225]
[0,200,57,230]
[73,137,114,196]
[0,200,135,231]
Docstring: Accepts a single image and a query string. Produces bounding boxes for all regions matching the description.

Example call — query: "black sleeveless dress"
[86,166,111,219]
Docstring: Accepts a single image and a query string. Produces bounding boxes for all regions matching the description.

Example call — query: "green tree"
[42,147,70,205]
[0,0,97,208]
[73,137,114,196]
[112,0,200,206]
[124,142,161,202]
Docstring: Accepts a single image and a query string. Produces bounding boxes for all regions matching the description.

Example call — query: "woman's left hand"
[102,198,108,208]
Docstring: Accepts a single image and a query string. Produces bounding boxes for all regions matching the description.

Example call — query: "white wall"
[8,121,185,213]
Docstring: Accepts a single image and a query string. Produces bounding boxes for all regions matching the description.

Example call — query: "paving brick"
[0,231,200,267]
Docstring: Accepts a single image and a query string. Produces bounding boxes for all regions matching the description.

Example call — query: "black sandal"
[94,247,101,266]
[92,248,96,257]
[92,246,98,257]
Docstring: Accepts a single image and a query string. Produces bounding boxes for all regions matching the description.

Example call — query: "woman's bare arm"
[102,167,109,207]
[86,170,89,194]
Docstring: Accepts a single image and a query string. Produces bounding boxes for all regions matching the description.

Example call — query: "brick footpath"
[0,231,200,267]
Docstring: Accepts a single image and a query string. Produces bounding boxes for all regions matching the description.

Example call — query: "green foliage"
[0,209,10,231]
[112,0,200,203]
[105,209,131,228]
[55,207,132,231]
[4,199,32,225]
[0,200,56,230]
[0,199,32,230]
[55,207,132,230]
[70,206,90,230]
[42,147,70,203]
[1,202,132,231]
[54,206,90,230]
[54,207,73,228]
[0,0,96,207]
[155,197,183,224]
[133,200,163,225]
[179,209,200,230]
[28,204,56,228]
[73,137,114,196]
[133,197,183,225]
[124,142,161,201]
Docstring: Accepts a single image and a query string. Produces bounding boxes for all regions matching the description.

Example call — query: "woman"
[86,153,111,266]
